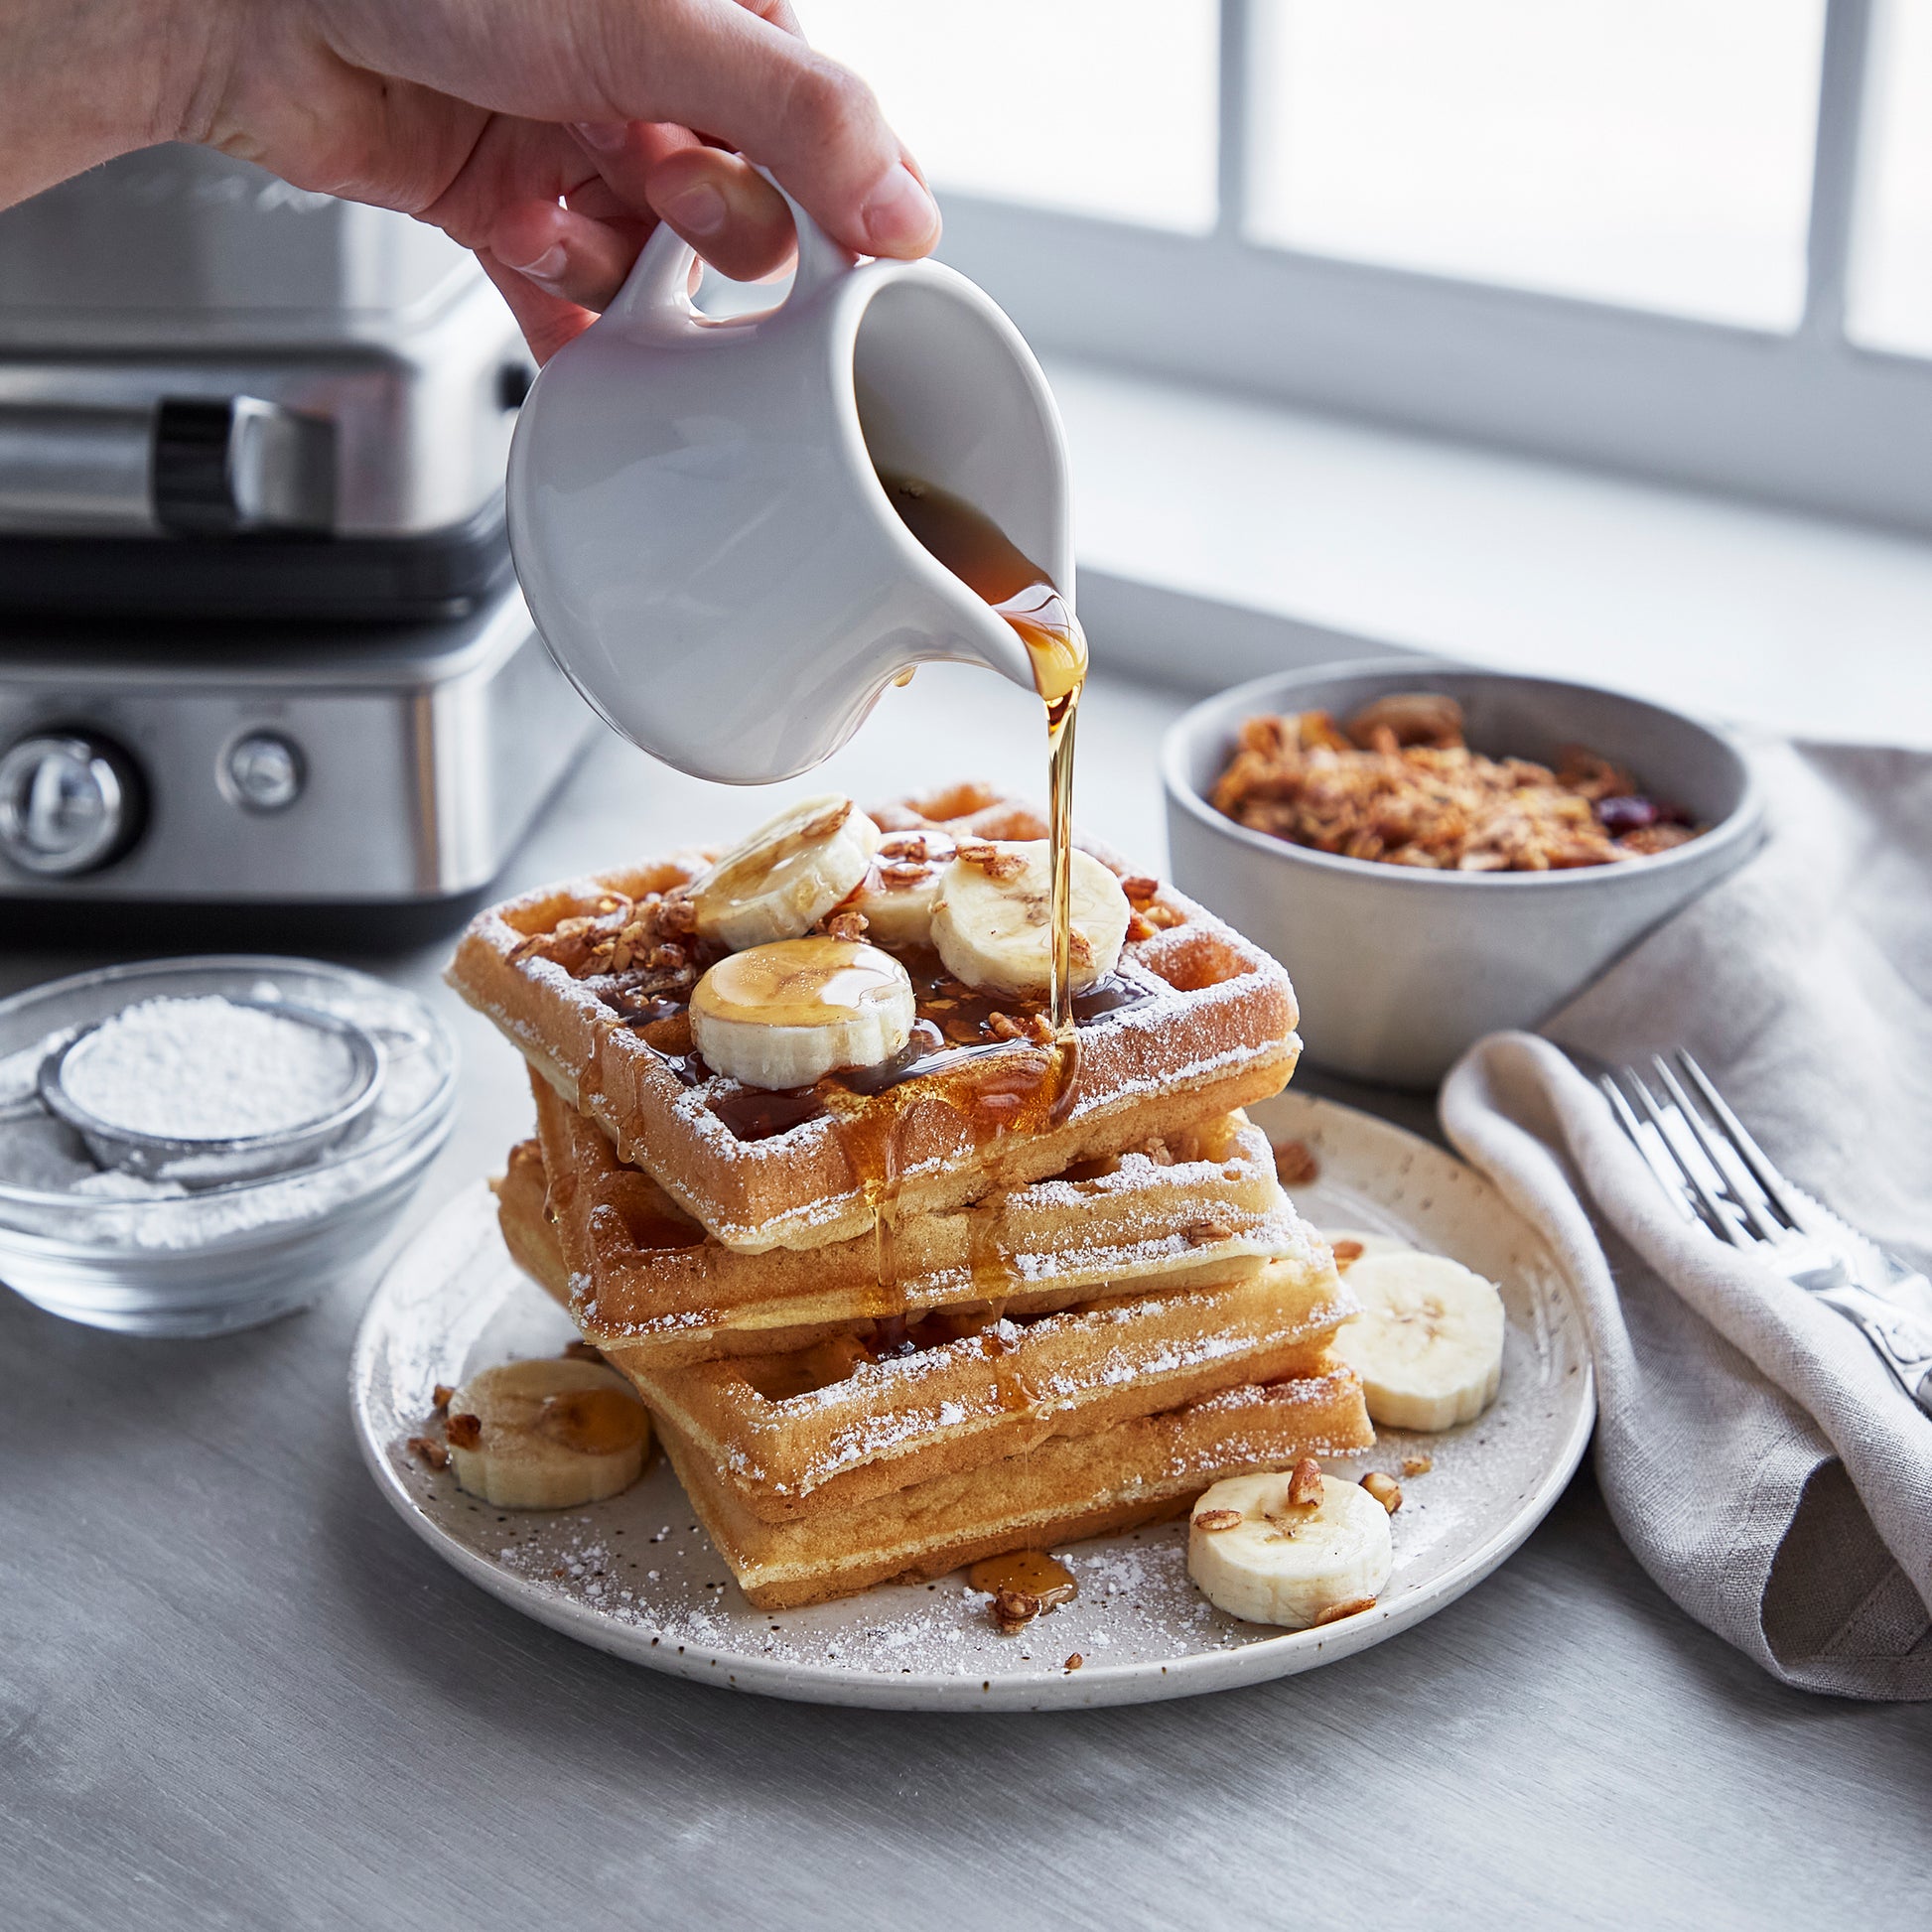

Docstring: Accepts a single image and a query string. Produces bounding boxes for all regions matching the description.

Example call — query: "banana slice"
[444,1358,650,1509]
[1187,1465,1393,1627]
[1330,1251,1506,1431]
[848,831,958,947]
[689,937,914,1090]
[929,841,1130,1000]
[689,794,881,951]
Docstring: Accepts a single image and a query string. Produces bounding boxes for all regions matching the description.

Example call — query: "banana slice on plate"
[1187,1462,1393,1628]
[689,794,881,950]
[1331,1251,1506,1431]
[445,1358,651,1509]
[690,937,915,1090]
[849,832,958,947]
[930,841,1130,1000]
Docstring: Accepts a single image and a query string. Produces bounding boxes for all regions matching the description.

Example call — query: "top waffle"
[448,783,1300,1253]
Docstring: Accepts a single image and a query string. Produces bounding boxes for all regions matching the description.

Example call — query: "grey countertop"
[3,666,1924,1931]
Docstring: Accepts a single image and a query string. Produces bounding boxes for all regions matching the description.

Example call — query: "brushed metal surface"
[0,588,594,900]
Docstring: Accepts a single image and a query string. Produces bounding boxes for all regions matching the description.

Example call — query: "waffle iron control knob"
[0,732,145,876]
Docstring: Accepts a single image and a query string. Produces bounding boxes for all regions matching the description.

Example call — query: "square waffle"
[654,1370,1374,1610]
[529,1069,1317,1358]
[448,784,1301,1254]
[495,1129,1351,1509]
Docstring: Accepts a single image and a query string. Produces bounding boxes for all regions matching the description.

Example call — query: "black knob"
[0,731,145,876]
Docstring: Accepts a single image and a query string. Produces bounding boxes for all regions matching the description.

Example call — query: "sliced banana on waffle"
[930,841,1130,1000]
[1187,1462,1393,1628]
[690,937,914,1089]
[689,794,881,950]
[1331,1251,1506,1431]
[849,832,958,947]
[444,1358,650,1509]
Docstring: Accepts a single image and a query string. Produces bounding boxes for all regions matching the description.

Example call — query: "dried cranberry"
[1595,794,1658,833]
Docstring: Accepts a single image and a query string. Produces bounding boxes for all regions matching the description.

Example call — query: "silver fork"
[1598,1049,1932,1417]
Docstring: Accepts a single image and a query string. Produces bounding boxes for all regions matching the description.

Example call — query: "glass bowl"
[0,956,457,1336]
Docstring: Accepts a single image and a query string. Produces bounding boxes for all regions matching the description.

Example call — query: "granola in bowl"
[1210,694,1700,874]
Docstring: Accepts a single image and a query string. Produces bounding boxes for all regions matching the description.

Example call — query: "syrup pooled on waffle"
[449,784,1302,1258]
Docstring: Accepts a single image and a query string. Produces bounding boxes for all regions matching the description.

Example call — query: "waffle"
[626,1260,1349,1522]
[529,1070,1315,1356]
[496,1129,1351,1511]
[448,784,1301,1254]
[655,1369,1374,1610]
[493,1137,853,1363]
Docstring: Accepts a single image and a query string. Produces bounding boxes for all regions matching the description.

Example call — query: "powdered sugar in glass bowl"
[0,956,457,1336]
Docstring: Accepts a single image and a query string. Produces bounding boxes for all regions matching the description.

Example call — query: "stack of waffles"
[451,785,1372,1609]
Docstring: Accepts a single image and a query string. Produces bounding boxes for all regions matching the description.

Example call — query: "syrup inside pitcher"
[877,471,1088,1034]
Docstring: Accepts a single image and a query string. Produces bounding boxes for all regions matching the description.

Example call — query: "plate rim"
[348,1092,1595,1711]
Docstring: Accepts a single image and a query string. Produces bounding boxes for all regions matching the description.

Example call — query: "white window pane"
[1848,0,1932,356]
[1246,0,1825,329]
[793,1,1218,233]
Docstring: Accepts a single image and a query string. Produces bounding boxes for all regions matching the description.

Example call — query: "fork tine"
[1649,1054,1786,1244]
[1596,1073,1699,1226]
[1621,1064,1747,1245]
[1673,1050,1807,1229]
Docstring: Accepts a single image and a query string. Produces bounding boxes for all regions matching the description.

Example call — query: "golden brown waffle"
[529,1070,1318,1356]
[448,784,1300,1254]
[655,1369,1374,1610]
[494,1137,853,1364]
[626,1258,1350,1523]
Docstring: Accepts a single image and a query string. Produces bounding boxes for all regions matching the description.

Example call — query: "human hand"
[1,0,939,362]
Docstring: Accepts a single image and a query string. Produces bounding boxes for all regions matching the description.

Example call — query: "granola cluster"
[1211,695,1700,872]
[508,887,707,1005]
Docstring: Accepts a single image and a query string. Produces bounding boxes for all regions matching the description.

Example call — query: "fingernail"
[513,244,568,287]
[859,162,939,252]
[572,121,628,153]
[660,181,729,239]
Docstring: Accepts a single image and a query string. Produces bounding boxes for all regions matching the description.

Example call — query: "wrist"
[0,0,233,210]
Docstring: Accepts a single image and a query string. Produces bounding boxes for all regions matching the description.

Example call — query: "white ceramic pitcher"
[505,186,1071,784]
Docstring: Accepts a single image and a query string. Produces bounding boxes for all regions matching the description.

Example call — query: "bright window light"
[1848,0,1932,357]
[793,1,1220,234]
[1245,0,1826,330]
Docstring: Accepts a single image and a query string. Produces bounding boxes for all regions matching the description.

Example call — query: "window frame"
[921,0,1932,534]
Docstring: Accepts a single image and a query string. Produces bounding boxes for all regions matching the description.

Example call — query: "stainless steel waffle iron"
[0,146,595,939]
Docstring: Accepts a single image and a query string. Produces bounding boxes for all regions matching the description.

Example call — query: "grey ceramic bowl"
[1163,662,1764,1088]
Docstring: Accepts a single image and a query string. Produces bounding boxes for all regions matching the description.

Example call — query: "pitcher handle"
[603,164,858,325]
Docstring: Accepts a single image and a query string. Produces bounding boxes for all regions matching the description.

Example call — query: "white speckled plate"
[349,1092,1593,1710]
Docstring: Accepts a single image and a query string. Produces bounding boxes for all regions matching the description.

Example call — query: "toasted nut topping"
[878,861,931,888]
[991,1587,1040,1631]
[1118,875,1160,902]
[1139,901,1184,930]
[879,834,930,862]
[407,1436,449,1470]
[1314,1596,1379,1626]
[1184,1218,1236,1246]
[1403,1452,1434,1477]
[1274,1140,1319,1186]
[821,909,869,942]
[445,1413,483,1450]
[562,1340,604,1362]
[1330,1238,1364,1270]
[1192,1509,1243,1533]
[986,1012,1027,1041]
[658,895,699,937]
[1026,1014,1056,1046]
[431,1384,455,1413]
[1288,1456,1324,1507]
[1064,1653,1083,1672]
[955,841,1029,883]
[1361,1472,1403,1514]
[1125,912,1157,944]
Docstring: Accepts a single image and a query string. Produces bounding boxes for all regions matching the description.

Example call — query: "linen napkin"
[1439,738,1932,1701]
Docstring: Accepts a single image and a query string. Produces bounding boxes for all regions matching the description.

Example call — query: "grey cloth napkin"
[1439,738,1932,1700]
